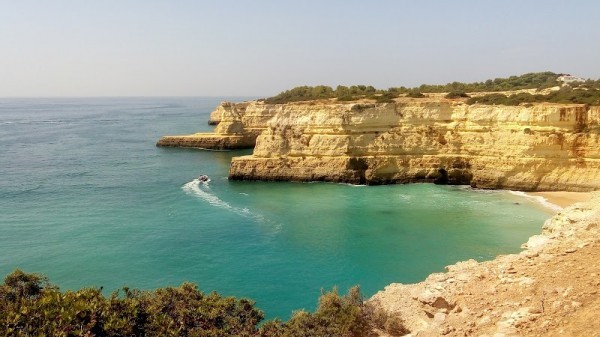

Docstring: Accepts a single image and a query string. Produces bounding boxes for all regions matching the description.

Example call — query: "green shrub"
[375,92,398,103]
[399,71,561,93]
[267,84,401,104]
[337,95,357,102]
[262,72,598,104]
[467,87,600,105]
[259,287,409,336]
[0,269,47,302]
[0,270,262,336]
[406,91,425,98]
[445,91,470,99]
[0,270,409,337]
[264,85,336,104]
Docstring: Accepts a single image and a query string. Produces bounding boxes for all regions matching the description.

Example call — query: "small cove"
[0,97,554,319]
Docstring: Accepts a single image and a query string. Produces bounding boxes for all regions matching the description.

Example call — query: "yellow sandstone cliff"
[156,101,273,149]
[228,100,600,191]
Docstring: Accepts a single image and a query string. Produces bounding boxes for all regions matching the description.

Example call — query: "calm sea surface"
[0,97,553,319]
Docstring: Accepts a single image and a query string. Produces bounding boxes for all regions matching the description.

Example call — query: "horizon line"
[0,95,266,99]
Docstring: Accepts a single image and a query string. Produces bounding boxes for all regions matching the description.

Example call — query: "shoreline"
[370,192,600,336]
[525,191,593,209]
[508,190,593,212]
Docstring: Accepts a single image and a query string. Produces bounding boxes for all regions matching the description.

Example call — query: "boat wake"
[181,179,268,222]
[182,179,230,209]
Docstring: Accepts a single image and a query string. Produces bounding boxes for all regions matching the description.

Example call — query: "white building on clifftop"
[558,74,585,83]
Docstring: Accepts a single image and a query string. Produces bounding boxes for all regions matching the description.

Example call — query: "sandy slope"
[370,192,600,337]
[528,192,592,208]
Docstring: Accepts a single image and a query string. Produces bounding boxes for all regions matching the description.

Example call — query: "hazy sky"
[1,0,599,97]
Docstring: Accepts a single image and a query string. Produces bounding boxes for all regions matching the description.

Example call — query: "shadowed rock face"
[227,101,600,191]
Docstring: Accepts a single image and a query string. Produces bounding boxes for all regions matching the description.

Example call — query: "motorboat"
[198,175,209,182]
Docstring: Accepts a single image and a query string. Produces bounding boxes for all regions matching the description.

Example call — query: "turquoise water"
[0,97,553,319]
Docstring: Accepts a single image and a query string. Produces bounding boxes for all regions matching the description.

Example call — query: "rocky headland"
[156,101,273,149]
[228,99,600,191]
[160,97,600,191]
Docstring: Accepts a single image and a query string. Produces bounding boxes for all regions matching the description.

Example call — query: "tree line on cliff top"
[466,86,600,106]
[263,72,600,106]
[0,269,408,336]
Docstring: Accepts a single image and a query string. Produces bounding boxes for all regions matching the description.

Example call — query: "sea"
[0,97,554,319]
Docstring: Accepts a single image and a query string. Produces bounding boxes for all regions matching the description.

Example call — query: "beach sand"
[528,191,593,208]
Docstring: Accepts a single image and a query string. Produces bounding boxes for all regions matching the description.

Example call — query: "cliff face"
[229,101,600,191]
[156,101,275,149]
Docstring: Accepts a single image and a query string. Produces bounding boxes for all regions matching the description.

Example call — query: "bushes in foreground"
[0,270,408,337]
[0,270,262,336]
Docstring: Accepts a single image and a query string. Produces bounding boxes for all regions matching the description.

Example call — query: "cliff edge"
[156,101,275,149]
[228,100,600,191]
[369,192,600,336]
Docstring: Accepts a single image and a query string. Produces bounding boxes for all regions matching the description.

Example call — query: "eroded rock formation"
[156,101,275,149]
[228,100,600,191]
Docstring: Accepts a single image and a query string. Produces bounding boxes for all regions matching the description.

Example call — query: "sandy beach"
[528,191,593,208]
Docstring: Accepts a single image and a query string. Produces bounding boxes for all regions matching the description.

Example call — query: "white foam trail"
[509,191,563,212]
[181,179,268,222]
[454,185,500,194]
[338,183,367,187]
[182,179,232,210]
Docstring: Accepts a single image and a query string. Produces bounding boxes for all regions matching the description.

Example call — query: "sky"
[1,0,599,97]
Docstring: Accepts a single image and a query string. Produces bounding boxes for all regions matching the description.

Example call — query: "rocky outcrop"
[155,134,256,150]
[229,101,600,191]
[369,192,600,336]
[208,106,222,125]
[157,101,275,149]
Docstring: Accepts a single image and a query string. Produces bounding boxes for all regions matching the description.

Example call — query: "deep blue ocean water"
[0,97,553,319]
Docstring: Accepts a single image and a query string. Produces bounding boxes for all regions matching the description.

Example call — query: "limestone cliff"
[229,100,600,191]
[156,101,275,149]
